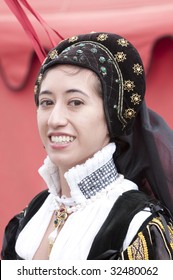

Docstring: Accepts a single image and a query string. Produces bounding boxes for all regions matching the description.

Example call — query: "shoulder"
[123,207,152,249]
[121,213,173,260]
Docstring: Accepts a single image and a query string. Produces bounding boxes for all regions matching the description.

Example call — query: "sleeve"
[1,189,49,260]
[121,216,173,260]
[1,209,26,260]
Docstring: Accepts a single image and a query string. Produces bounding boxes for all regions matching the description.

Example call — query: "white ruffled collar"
[38,143,116,203]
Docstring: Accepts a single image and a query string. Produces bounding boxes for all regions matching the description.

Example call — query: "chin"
[48,155,77,170]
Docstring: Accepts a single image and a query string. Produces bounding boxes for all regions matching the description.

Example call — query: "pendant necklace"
[48,205,68,255]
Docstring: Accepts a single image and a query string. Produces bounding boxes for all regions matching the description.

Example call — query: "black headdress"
[35,32,145,137]
[34,32,173,214]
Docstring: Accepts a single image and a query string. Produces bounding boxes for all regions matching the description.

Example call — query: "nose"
[47,103,68,128]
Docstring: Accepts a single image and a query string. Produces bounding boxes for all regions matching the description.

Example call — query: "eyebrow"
[39,89,89,97]
[39,90,52,96]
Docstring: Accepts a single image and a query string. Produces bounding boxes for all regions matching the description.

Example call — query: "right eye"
[39,99,54,107]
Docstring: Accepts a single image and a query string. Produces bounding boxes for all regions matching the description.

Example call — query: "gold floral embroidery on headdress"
[124,108,136,119]
[69,36,78,43]
[130,93,142,105]
[133,63,143,75]
[49,49,58,60]
[97,33,108,41]
[123,80,135,92]
[37,73,43,83]
[117,38,129,47]
[114,52,126,62]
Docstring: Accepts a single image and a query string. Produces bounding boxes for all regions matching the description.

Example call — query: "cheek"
[37,112,47,137]
[96,110,108,130]
[84,110,108,137]
[95,113,110,141]
[37,112,42,130]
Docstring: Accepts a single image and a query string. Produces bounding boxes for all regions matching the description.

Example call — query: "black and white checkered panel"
[78,158,118,199]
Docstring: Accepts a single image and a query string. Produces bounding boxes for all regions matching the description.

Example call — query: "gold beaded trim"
[149,218,173,258]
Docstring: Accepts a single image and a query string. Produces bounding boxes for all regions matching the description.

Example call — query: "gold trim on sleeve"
[127,232,149,260]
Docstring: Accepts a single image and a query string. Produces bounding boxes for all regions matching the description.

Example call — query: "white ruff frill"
[15,143,151,260]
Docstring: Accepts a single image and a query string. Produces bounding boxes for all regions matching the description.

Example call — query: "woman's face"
[37,65,110,171]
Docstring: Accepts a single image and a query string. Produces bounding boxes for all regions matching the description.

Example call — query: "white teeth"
[51,135,75,144]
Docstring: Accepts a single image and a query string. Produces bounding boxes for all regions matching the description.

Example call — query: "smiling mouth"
[50,135,76,144]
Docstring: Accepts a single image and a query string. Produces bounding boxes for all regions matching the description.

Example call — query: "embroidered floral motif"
[124,108,136,119]
[68,36,78,43]
[114,52,127,62]
[49,49,58,60]
[130,93,142,105]
[117,38,129,47]
[133,63,143,75]
[97,33,108,41]
[123,80,135,92]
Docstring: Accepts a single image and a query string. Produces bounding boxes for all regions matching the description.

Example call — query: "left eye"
[68,100,84,106]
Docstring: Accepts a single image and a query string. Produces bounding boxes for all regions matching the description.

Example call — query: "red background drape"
[1,0,173,251]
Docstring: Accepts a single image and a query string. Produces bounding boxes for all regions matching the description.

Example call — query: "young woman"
[2,32,173,260]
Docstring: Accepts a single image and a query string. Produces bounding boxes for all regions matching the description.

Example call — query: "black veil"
[114,102,173,215]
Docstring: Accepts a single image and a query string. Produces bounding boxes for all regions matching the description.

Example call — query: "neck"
[58,168,71,197]
[38,143,117,200]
